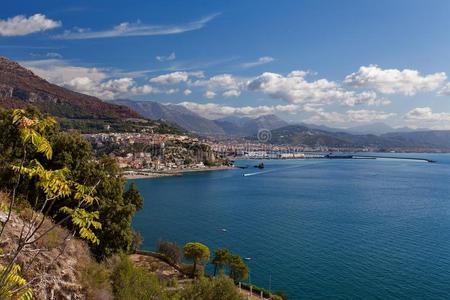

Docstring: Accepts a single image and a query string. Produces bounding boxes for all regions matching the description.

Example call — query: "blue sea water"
[131,154,450,299]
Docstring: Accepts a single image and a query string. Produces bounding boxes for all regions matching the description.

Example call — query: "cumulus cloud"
[149,71,203,84]
[204,91,216,99]
[345,65,447,95]
[55,14,219,39]
[222,89,241,97]
[0,14,61,36]
[404,107,450,129]
[438,83,450,96]
[247,71,389,106]
[241,56,274,68]
[183,89,192,96]
[307,110,396,125]
[179,102,300,118]
[191,74,245,98]
[156,52,176,62]
[405,107,450,121]
[22,59,157,100]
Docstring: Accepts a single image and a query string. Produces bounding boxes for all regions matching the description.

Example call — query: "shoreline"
[123,165,235,179]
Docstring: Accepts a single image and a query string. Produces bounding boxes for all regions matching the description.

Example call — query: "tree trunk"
[213,264,217,276]
[192,260,197,278]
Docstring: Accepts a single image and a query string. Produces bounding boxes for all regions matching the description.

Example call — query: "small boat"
[254,162,264,169]
[221,228,227,232]
[244,257,252,261]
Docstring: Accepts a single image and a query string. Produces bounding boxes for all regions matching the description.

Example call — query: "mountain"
[112,99,225,135]
[114,99,288,137]
[267,124,450,150]
[346,122,396,135]
[214,114,288,136]
[0,57,140,120]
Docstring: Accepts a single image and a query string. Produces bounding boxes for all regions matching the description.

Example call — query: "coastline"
[123,165,235,179]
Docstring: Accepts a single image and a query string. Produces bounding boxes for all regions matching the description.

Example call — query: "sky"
[2,0,450,129]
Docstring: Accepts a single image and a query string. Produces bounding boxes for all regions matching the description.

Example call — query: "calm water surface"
[131,154,450,299]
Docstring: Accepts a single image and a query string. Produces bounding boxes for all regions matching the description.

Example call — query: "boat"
[254,162,264,169]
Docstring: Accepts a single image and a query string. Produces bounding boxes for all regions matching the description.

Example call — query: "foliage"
[156,240,182,265]
[111,254,169,300]
[124,183,144,211]
[0,108,145,260]
[80,260,113,300]
[0,264,33,300]
[228,255,248,282]
[183,242,210,278]
[212,248,230,276]
[240,283,285,300]
[177,276,244,300]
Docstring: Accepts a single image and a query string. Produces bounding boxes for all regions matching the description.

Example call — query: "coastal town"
[84,131,378,178]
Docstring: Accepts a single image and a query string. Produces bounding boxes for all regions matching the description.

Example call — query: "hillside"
[0,57,140,120]
[267,125,450,151]
[112,99,225,135]
[113,99,288,137]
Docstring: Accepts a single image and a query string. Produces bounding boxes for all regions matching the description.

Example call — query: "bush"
[80,261,113,300]
[178,276,244,300]
[156,240,181,265]
[240,283,286,300]
[110,254,169,300]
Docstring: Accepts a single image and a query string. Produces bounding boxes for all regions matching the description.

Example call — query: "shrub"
[80,261,113,300]
[178,276,244,300]
[156,240,181,265]
[110,254,169,300]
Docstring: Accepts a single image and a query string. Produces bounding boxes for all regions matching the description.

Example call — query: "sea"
[130,153,450,299]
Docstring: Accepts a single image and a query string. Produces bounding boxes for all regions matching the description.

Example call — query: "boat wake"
[243,161,326,177]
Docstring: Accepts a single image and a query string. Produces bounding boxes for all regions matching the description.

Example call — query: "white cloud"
[222,89,241,97]
[179,102,300,118]
[345,65,447,95]
[150,71,189,84]
[307,109,396,125]
[183,89,192,95]
[191,74,245,98]
[149,71,203,84]
[241,56,274,68]
[404,107,450,129]
[21,59,157,100]
[405,107,450,121]
[156,52,176,62]
[247,71,388,106]
[0,14,61,36]
[438,83,450,96]
[204,91,216,99]
[55,14,219,39]
[46,52,62,58]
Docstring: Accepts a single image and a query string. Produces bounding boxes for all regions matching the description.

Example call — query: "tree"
[124,183,143,211]
[157,240,181,264]
[212,248,230,276]
[228,255,248,282]
[0,108,145,260]
[0,109,101,297]
[183,242,210,278]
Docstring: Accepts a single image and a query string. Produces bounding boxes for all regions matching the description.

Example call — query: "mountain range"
[268,125,450,150]
[112,99,288,136]
[1,57,450,151]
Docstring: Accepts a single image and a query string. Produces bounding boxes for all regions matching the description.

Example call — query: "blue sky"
[2,0,450,128]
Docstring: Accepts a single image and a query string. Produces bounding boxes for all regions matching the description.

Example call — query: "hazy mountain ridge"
[267,124,450,150]
[114,99,288,136]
